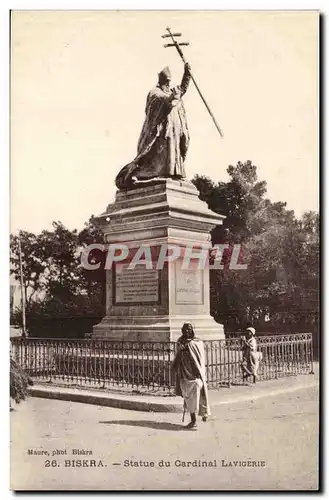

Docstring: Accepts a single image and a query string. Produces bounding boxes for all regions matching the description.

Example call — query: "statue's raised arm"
[180,62,192,96]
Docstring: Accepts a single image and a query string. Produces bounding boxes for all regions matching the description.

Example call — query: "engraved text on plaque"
[113,263,160,304]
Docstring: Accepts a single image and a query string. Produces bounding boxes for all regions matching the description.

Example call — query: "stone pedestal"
[92,179,225,341]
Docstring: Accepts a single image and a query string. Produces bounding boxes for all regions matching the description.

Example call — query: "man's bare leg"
[186,412,197,429]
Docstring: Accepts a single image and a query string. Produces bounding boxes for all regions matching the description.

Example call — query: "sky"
[10,10,319,234]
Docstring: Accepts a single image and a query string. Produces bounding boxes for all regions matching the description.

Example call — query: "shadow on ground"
[99,420,187,431]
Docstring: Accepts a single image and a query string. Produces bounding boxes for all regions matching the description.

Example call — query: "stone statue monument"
[115,63,191,190]
[93,30,225,342]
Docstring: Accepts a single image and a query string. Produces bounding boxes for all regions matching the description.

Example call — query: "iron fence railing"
[10,333,313,394]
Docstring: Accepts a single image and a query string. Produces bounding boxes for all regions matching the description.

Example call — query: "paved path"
[29,367,318,412]
[10,385,319,491]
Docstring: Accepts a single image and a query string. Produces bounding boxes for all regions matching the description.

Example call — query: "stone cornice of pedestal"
[105,233,212,247]
[104,214,214,238]
[97,179,225,236]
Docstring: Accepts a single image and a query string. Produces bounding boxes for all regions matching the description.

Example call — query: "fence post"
[309,333,314,374]
[275,340,279,379]
[227,340,231,388]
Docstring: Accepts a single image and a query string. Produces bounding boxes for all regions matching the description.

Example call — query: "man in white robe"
[172,323,210,429]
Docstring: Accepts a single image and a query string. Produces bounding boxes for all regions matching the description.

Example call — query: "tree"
[77,216,106,303]
[10,231,47,309]
[192,161,319,337]
[193,160,268,243]
[10,218,106,336]
[10,222,80,306]
[38,221,82,299]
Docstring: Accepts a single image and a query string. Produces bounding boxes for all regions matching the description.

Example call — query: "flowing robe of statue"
[115,65,191,190]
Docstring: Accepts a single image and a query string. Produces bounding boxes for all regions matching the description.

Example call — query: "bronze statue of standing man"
[115,62,191,190]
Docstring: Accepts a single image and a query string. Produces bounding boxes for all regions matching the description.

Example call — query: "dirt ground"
[10,385,319,491]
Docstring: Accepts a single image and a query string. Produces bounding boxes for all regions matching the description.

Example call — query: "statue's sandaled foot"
[131,176,167,186]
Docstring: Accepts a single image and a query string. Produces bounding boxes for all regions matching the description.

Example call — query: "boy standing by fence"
[240,327,262,383]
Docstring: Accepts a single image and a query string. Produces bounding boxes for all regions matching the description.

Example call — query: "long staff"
[162,27,224,138]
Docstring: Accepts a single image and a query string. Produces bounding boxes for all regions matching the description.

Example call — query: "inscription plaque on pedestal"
[113,263,160,305]
[175,261,204,305]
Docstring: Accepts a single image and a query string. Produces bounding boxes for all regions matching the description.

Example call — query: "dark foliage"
[10,358,33,404]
